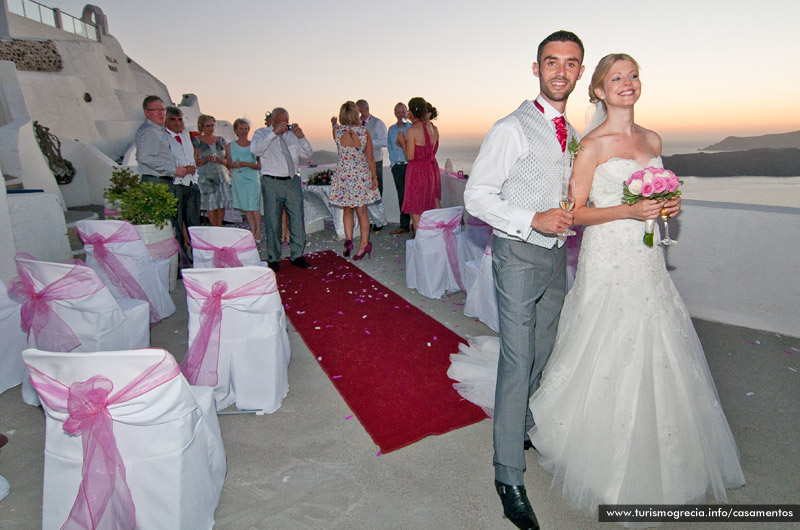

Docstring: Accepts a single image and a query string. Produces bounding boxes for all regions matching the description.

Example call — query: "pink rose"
[668,175,680,192]
[640,181,654,197]
[626,170,644,187]
[651,177,667,193]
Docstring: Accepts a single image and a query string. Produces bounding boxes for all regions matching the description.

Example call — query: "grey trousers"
[491,236,566,485]
[374,159,384,196]
[261,175,305,262]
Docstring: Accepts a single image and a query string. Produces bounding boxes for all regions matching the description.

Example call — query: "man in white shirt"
[463,30,583,530]
[165,106,199,265]
[250,107,313,272]
[387,102,412,234]
[356,99,388,231]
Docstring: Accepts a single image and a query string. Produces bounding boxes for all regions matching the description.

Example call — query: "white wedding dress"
[527,157,745,525]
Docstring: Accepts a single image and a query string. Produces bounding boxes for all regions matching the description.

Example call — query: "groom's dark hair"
[537,30,584,64]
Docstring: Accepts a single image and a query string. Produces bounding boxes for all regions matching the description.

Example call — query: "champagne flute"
[660,205,677,245]
[559,177,576,236]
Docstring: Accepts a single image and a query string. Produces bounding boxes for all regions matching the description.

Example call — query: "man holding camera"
[250,107,313,272]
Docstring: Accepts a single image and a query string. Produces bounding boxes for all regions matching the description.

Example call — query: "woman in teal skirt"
[225,118,262,242]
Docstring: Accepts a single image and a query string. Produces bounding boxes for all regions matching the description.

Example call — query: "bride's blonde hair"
[589,53,640,104]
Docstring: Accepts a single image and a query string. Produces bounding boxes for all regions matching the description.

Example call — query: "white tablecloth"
[303,184,387,240]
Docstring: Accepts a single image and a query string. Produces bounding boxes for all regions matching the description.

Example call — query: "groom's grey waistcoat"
[496,100,578,249]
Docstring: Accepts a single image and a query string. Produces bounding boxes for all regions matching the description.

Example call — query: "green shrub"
[104,166,140,203]
[118,181,177,229]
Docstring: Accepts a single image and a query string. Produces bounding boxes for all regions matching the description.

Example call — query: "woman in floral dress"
[193,114,232,226]
[329,101,380,260]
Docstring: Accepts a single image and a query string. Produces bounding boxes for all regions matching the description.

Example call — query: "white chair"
[0,280,27,394]
[458,215,493,283]
[23,347,226,530]
[181,266,291,412]
[76,219,176,323]
[9,253,150,405]
[188,226,264,268]
[463,243,500,332]
[406,206,465,299]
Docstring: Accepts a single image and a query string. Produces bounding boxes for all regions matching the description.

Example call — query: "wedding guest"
[463,30,581,529]
[397,97,439,233]
[134,95,185,227]
[330,101,380,260]
[250,107,313,272]
[225,118,262,243]
[527,52,744,520]
[426,101,442,207]
[387,102,412,234]
[193,114,232,227]
[265,110,290,245]
[356,99,388,232]
[165,106,199,263]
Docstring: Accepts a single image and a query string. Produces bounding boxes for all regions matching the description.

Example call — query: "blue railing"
[7,0,99,41]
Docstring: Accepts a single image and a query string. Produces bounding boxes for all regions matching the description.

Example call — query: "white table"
[303,182,388,240]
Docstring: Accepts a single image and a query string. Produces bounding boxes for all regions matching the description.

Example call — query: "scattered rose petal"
[376,450,382,457]
[345,414,354,419]
[745,392,754,396]
[332,375,342,379]
[788,367,797,373]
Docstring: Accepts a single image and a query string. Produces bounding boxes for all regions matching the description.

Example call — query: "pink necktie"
[553,116,567,153]
[175,135,182,145]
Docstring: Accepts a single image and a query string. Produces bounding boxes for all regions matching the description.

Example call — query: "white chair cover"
[10,254,150,405]
[463,243,500,332]
[181,266,291,412]
[0,280,27,394]
[23,347,226,530]
[405,206,465,299]
[75,219,176,323]
[458,215,493,285]
[188,226,265,268]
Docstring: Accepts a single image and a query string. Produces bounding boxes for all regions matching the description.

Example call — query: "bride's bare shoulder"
[635,125,663,155]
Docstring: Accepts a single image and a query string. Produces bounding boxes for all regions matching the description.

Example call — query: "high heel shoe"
[343,239,353,257]
[352,242,372,261]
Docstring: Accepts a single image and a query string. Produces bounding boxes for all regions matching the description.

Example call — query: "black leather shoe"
[495,480,540,530]
[267,261,280,272]
[291,256,311,269]
[524,438,536,451]
[371,224,383,232]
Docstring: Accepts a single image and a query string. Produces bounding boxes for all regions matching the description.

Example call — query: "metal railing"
[7,0,99,41]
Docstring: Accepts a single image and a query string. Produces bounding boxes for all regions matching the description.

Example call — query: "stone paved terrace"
[1,224,798,530]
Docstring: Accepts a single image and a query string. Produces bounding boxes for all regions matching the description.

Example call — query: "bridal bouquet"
[622,167,683,246]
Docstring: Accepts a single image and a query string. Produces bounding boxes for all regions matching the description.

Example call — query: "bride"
[527,53,745,524]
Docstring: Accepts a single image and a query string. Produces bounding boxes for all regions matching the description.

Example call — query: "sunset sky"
[46,0,800,151]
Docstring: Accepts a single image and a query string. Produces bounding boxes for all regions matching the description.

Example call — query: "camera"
[287,124,295,131]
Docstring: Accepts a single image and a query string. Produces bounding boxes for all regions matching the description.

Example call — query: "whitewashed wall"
[0,170,16,282]
[665,200,799,337]
[8,192,71,265]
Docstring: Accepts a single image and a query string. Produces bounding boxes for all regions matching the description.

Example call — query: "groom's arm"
[464,116,535,241]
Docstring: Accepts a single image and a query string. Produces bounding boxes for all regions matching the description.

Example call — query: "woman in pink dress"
[329,101,380,260]
[427,101,442,207]
[397,97,440,233]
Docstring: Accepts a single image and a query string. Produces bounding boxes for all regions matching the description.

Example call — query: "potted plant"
[103,166,139,217]
[103,167,179,290]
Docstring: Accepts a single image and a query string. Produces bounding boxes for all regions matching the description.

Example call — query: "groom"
[464,30,584,530]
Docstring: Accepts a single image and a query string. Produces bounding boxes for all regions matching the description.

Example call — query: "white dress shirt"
[464,95,566,242]
[363,115,388,162]
[250,126,313,177]
[166,130,198,186]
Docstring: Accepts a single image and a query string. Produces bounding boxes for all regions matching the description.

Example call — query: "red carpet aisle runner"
[276,250,487,453]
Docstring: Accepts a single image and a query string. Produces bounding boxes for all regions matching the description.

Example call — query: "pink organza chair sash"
[417,212,465,291]
[145,237,180,261]
[8,253,106,352]
[189,232,256,268]
[76,222,161,324]
[27,352,181,530]
[181,272,278,386]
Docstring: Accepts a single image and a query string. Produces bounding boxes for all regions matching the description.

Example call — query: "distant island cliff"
[701,130,800,151]
[664,130,800,177]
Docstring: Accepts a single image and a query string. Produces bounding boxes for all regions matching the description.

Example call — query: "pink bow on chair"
[8,254,106,352]
[189,232,256,268]
[77,222,162,324]
[181,272,278,386]
[28,352,181,530]
[417,212,465,292]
